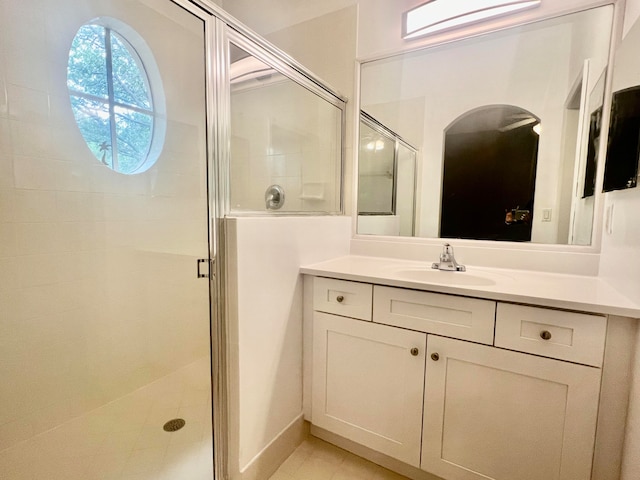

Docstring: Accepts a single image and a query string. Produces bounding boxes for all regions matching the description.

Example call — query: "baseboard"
[237,415,309,480]
[310,425,443,480]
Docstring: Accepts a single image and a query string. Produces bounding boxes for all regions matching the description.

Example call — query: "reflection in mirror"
[571,68,606,244]
[358,6,614,245]
[358,113,417,236]
[441,106,540,242]
[583,106,603,198]
[229,43,342,213]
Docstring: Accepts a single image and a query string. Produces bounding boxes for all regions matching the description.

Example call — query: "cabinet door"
[312,312,426,467]
[422,336,601,480]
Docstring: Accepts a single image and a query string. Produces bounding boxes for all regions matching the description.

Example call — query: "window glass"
[229,43,343,213]
[111,31,152,110]
[69,95,113,166]
[67,22,160,174]
[67,25,109,99]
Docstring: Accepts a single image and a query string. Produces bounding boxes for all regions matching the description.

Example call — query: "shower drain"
[163,418,186,432]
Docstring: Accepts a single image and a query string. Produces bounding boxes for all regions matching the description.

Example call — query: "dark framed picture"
[604,86,640,192]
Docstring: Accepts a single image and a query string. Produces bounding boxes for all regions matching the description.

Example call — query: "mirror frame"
[352,1,621,255]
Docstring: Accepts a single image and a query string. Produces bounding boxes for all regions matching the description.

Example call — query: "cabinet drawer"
[495,303,607,367]
[373,286,496,345]
[313,277,373,321]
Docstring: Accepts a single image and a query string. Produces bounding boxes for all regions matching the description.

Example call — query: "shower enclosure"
[0,1,214,478]
[0,1,344,479]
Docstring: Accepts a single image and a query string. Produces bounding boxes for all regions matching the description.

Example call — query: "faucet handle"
[441,243,453,261]
[433,242,466,271]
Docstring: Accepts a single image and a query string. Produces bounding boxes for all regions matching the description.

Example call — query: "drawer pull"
[336,295,345,303]
[410,348,419,356]
[540,330,552,340]
[431,353,440,361]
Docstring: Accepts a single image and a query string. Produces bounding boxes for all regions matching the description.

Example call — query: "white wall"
[623,0,640,35]
[604,2,640,478]
[0,0,210,451]
[622,326,640,480]
[220,0,356,36]
[225,216,351,476]
[357,215,400,236]
[599,1,640,305]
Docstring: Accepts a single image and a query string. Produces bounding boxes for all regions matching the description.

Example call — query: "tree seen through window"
[67,23,155,174]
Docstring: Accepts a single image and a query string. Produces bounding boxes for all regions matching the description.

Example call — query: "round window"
[67,20,164,174]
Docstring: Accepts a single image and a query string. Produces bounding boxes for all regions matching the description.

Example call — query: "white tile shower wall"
[0,0,210,451]
[226,216,351,476]
[230,80,340,213]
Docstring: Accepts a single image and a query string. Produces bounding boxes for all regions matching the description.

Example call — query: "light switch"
[605,204,614,235]
[542,209,552,222]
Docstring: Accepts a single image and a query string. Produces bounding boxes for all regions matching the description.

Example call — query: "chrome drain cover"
[163,418,186,432]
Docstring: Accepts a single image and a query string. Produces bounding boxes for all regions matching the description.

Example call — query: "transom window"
[67,21,162,174]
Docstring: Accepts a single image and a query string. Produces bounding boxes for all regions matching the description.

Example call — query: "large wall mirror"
[357,6,614,245]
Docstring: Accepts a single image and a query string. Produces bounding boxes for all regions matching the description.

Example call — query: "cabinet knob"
[540,330,552,340]
[431,353,440,361]
[410,348,419,356]
[336,295,344,303]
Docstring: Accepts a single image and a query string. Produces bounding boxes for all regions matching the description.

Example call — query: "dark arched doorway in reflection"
[440,105,540,242]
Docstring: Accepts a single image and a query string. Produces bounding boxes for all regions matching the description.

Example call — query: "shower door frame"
[162,2,228,478]
[172,1,348,478]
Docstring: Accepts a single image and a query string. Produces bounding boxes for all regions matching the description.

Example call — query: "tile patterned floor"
[1,359,411,480]
[269,436,411,480]
[0,358,213,480]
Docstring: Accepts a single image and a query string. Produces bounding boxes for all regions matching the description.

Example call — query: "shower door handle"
[197,258,212,278]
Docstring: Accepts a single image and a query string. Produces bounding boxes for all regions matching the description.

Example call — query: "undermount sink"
[394,268,498,286]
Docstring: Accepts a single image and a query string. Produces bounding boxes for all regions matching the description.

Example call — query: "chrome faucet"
[432,243,466,272]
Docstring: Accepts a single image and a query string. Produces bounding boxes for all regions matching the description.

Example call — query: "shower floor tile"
[0,358,213,480]
[269,436,411,480]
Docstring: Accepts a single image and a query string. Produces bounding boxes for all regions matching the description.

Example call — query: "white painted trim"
[238,413,307,478]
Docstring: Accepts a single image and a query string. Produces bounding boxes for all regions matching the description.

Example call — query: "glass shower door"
[0,1,214,479]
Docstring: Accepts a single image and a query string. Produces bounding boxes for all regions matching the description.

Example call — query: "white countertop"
[301,255,640,318]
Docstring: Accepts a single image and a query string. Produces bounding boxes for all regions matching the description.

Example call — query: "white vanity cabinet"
[422,335,601,480]
[312,312,426,467]
[308,277,608,480]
